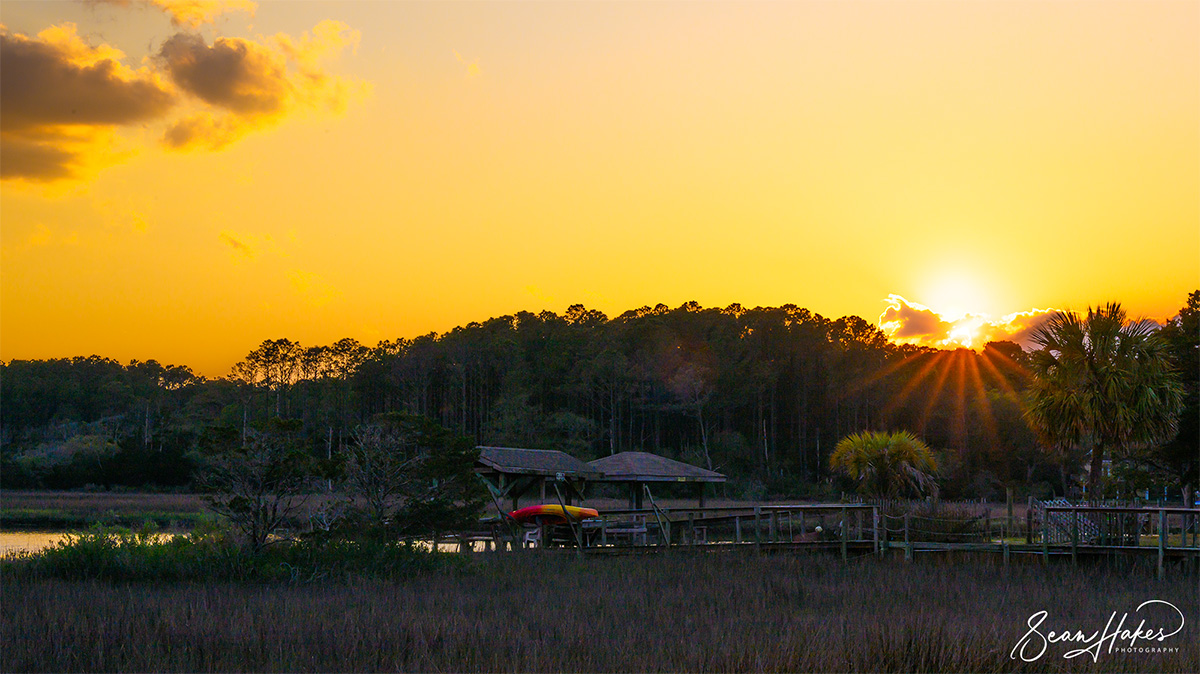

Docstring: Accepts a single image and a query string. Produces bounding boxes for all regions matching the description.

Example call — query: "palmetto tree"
[830,430,939,498]
[1024,303,1184,498]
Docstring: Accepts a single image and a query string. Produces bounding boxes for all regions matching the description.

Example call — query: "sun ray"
[964,350,1000,445]
[878,350,944,425]
[917,352,958,438]
[948,350,969,450]
[977,347,1025,399]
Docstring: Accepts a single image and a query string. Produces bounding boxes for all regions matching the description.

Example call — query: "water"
[0,531,491,556]
[0,532,70,557]
[0,531,181,557]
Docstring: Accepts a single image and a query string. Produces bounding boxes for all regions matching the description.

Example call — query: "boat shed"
[588,451,726,508]
[475,446,601,510]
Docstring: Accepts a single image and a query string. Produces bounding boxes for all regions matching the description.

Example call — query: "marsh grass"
[3,550,1196,672]
[0,490,207,530]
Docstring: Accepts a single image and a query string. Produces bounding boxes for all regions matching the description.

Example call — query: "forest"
[2,294,1196,501]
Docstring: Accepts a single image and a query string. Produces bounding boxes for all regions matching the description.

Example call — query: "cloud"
[219,229,256,259]
[158,33,288,114]
[162,111,242,149]
[288,269,339,307]
[978,308,1060,347]
[273,19,361,67]
[454,50,481,77]
[88,1,257,29]
[157,22,367,150]
[879,295,953,341]
[0,23,175,181]
[879,294,1060,350]
[2,13,366,181]
[24,224,81,248]
[152,0,256,28]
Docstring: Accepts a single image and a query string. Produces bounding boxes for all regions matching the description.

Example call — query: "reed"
[3,550,1195,672]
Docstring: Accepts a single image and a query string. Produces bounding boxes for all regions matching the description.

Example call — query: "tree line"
[3,294,1195,500]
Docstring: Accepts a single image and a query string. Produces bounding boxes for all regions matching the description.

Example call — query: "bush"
[3,523,468,584]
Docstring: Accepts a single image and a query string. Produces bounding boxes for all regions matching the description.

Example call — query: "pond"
[0,531,70,557]
[0,531,489,556]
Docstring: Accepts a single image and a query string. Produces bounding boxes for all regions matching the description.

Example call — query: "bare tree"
[199,428,314,551]
[341,414,484,538]
[344,423,422,527]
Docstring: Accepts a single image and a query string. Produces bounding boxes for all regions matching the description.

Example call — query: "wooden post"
[903,512,912,561]
[840,506,848,562]
[553,481,584,558]
[1158,509,1167,580]
[770,511,778,542]
[688,512,696,546]
[1042,508,1049,564]
[1003,540,1010,567]
[1026,496,1034,545]
[1006,487,1014,540]
[1071,508,1079,566]
[601,517,608,546]
[754,506,762,551]
[735,514,742,544]
[799,511,806,540]
[873,506,881,558]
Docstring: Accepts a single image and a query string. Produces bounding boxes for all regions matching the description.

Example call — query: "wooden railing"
[583,504,880,560]
[468,501,1199,577]
[1041,505,1200,578]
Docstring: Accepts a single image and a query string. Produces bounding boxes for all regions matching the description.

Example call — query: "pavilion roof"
[476,446,601,479]
[587,451,726,483]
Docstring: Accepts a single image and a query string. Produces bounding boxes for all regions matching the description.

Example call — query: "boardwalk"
[466,502,1200,577]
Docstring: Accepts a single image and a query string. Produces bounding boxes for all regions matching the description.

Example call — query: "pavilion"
[475,446,601,510]
[588,451,726,508]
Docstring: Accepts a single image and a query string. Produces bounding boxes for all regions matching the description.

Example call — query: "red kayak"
[509,504,599,525]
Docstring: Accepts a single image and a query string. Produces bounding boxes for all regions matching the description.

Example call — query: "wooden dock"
[465,502,1200,576]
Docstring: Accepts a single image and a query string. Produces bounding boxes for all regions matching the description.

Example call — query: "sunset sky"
[2,0,1197,377]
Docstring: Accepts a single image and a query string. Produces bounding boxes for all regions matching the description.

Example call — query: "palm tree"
[1024,303,1184,498]
[830,430,938,498]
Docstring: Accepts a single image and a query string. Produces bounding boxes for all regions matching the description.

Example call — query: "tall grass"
[3,551,1195,672]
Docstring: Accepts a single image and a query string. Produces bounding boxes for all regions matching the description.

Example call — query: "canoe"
[509,504,599,525]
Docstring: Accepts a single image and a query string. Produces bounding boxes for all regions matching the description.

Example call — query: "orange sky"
[2,1,1197,377]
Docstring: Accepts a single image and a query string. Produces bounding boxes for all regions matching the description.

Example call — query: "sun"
[922,271,992,322]
[944,315,988,349]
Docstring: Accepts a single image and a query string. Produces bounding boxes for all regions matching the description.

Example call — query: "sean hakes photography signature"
[1011,599,1186,662]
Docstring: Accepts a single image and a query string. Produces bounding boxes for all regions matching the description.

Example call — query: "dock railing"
[475,500,1198,575]
[1040,504,1200,578]
[584,503,880,560]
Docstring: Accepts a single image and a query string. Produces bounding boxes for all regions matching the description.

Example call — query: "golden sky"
[2,1,1197,376]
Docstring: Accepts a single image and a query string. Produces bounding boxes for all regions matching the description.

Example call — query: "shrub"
[3,523,466,584]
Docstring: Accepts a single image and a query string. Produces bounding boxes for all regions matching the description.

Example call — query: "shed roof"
[587,451,726,483]
[476,446,601,479]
